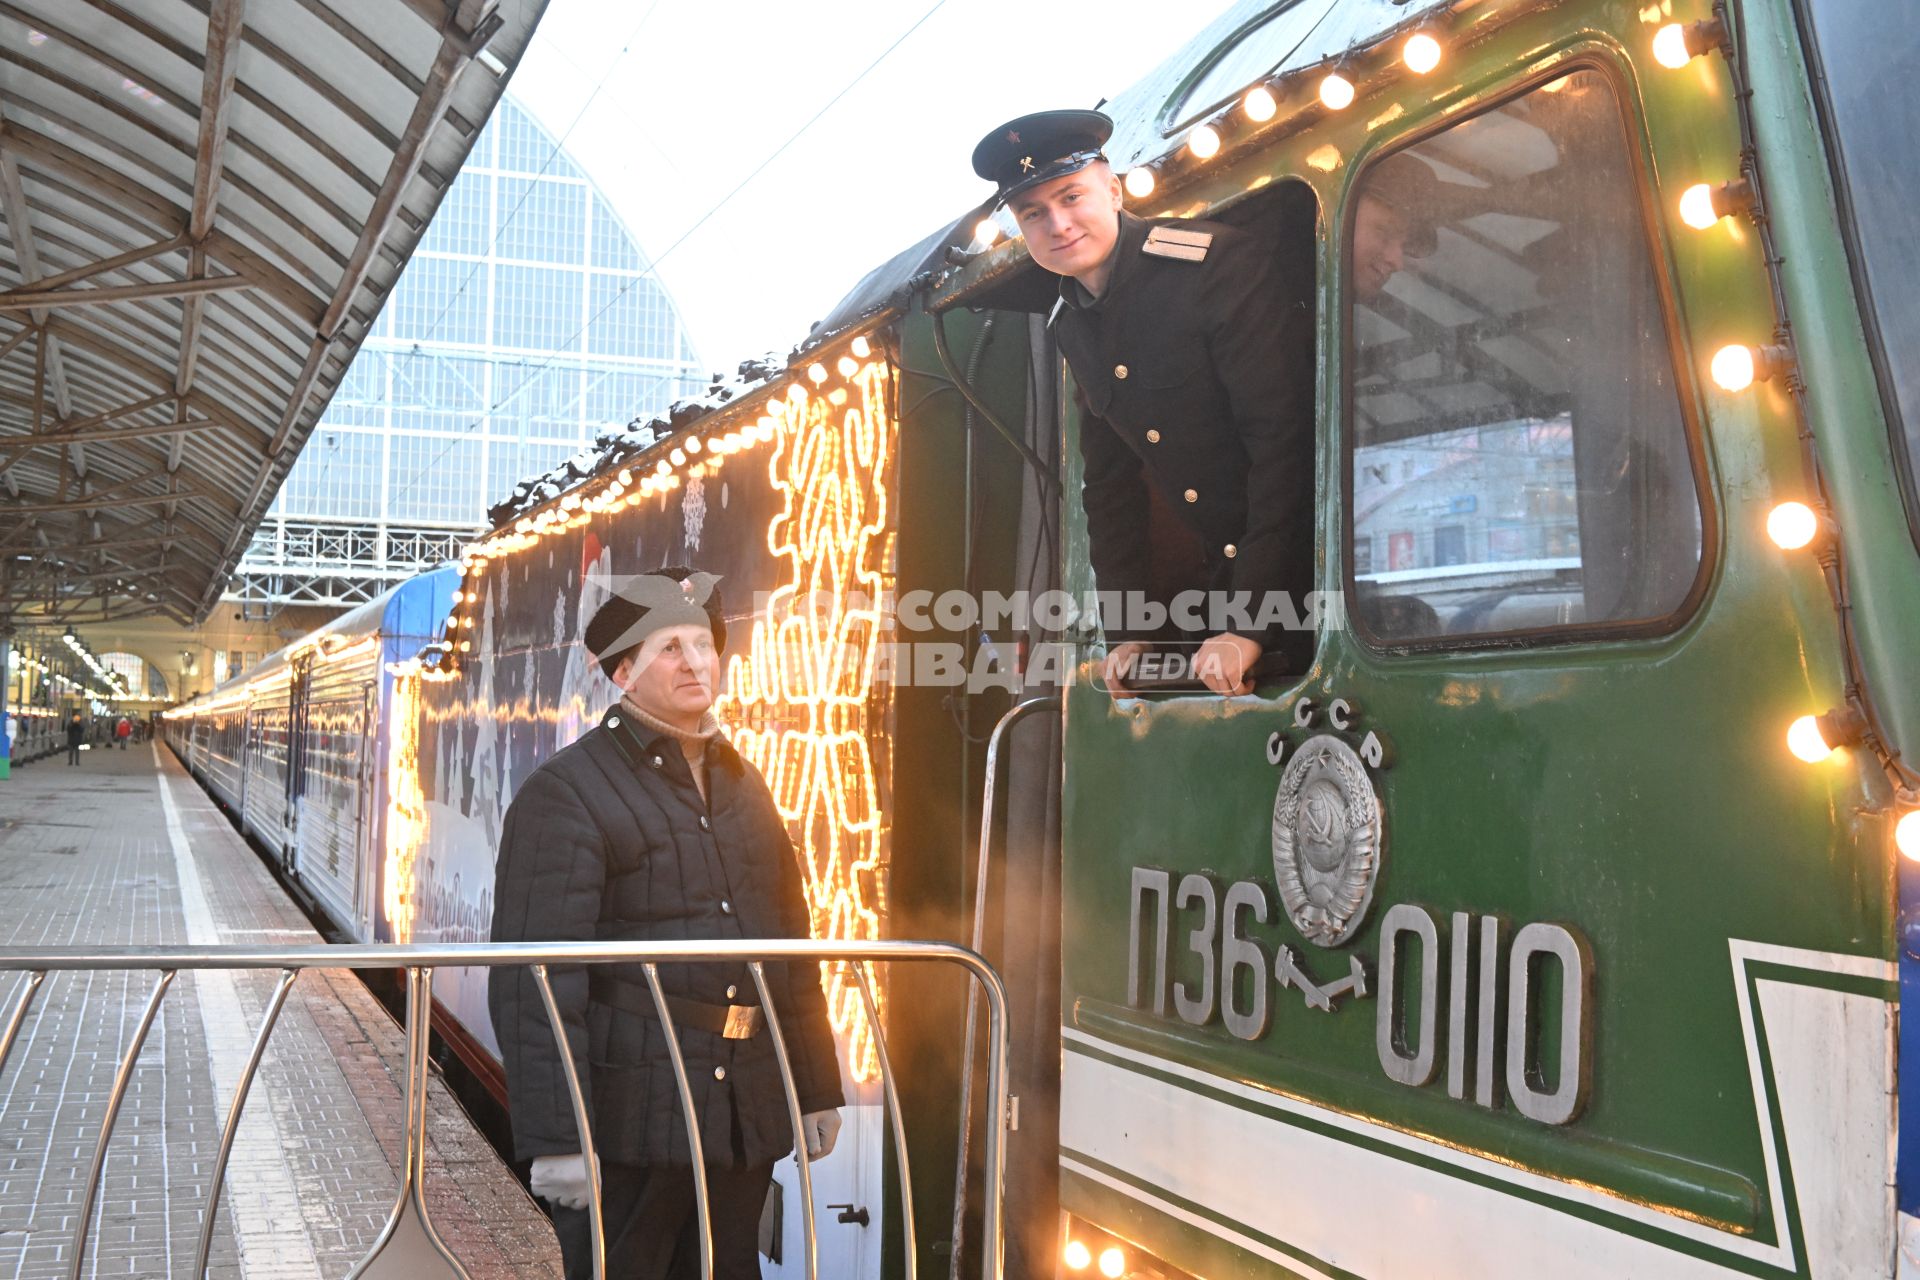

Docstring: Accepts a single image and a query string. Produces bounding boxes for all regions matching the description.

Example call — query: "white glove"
[530,1153,593,1211]
[801,1108,842,1160]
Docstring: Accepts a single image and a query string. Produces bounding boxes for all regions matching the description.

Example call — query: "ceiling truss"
[0,0,542,629]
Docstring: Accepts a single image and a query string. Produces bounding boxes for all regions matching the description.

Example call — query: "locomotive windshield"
[1796,0,1920,548]
[1345,69,1706,644]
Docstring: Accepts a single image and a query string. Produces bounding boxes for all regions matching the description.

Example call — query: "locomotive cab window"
[1345,70,1707,646]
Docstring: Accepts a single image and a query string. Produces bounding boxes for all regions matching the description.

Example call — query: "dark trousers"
[66,743,80,765]
[553,1160,776,1280]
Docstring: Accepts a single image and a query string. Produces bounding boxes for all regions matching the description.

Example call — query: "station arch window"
[1343,69,1710,648]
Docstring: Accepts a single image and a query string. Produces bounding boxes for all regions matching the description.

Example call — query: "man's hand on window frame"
[1195,632,1261,696]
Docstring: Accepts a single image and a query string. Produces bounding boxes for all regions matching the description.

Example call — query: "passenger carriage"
[164,569,455,943]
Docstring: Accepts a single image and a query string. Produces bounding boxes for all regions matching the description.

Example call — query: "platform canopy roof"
[0,0,545,627]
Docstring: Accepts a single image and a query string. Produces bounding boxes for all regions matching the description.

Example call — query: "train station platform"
[0,744,562,1278]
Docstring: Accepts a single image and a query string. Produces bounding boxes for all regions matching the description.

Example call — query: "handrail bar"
[951,695,1055,1280]
[0,939,1009,1280]
[0,940,994,969]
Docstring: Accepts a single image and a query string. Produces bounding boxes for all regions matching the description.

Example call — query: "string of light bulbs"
[1650,2,1919,859]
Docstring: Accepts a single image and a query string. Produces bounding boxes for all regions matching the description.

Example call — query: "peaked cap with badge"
[968,111,1317,668]
[971,108,1114,206]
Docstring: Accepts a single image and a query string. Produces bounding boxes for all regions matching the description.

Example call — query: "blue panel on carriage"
[379,565,458,666]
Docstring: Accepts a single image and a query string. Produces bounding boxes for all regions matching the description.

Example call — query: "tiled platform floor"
[0,742,563,1279]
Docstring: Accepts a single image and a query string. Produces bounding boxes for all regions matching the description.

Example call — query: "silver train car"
[165,569,456,941]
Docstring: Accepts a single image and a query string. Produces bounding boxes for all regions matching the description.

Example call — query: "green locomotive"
[438,0,1918,1274]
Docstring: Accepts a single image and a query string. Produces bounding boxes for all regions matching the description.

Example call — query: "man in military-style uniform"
[972,109,1315,694]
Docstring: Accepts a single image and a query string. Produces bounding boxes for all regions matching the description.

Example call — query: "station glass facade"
[244,97,705,604]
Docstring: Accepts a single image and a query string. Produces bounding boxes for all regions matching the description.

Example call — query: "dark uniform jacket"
[1051,210,1314,661]
[488,706,844,1169]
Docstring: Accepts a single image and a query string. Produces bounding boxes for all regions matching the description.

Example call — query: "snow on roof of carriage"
[486,352,790,527]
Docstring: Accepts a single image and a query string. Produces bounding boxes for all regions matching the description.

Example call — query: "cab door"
[1058,61,1894,1280]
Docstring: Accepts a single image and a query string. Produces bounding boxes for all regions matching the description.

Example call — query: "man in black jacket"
[973,110,1317,694]
[489,567,843,1279]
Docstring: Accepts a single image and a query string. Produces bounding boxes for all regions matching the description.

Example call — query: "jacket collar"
[598,703,741,770]
[1056,210,1150,316]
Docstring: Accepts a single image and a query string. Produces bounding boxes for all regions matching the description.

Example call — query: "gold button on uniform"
[1224,544,1238,558]
[1113,364,1129,379]
[1145,429,1161,444]
[1184,488,1198,503]
[714,1066,727,1081]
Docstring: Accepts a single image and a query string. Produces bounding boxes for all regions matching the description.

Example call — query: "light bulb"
[1678,183,1720,230]
[1652,23,1692,69]
[655,459,671,475]
[685,436,701,454]
[1710,344,1756,392]
[1319,72,1356,110]
[1897,809,1920,861]
[973,217,1000,247]
[1787,714,1832,763]
[838,355,859,377]
[807,363,828,384]
[1063,1240,1092,1271]
[851,336,872,358]
[1243,85,1278,121]
[1098,1246,1126,1278]
[670,448,686,466]
[1766,501,1819,550]
[1124,167,1156,198]
[1188,124,1221,159]
[1403,33,1442,74]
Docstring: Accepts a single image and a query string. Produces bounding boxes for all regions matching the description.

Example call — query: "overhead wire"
[384,0,953,513]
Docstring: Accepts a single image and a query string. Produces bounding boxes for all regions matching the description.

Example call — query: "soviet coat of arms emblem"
[1272,735,1384,946]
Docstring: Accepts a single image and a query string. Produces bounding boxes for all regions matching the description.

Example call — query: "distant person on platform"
[65,712,85,766]
[489,567,843,1280]
[115,715,131,750]
[972,108,1315,694]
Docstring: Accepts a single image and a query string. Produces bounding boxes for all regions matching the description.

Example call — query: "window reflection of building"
[1347,71,1706,644]
[237,97,707,606]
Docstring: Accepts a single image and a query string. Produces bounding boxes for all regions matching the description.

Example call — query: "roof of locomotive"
[483,0,1446,532]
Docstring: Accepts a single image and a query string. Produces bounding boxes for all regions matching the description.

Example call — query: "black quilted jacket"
[488,704,844,1168]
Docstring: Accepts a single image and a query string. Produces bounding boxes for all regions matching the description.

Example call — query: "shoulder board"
[1142,225,1213,262]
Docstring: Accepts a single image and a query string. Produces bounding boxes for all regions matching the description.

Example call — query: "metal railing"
[0,940,1010,1280]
